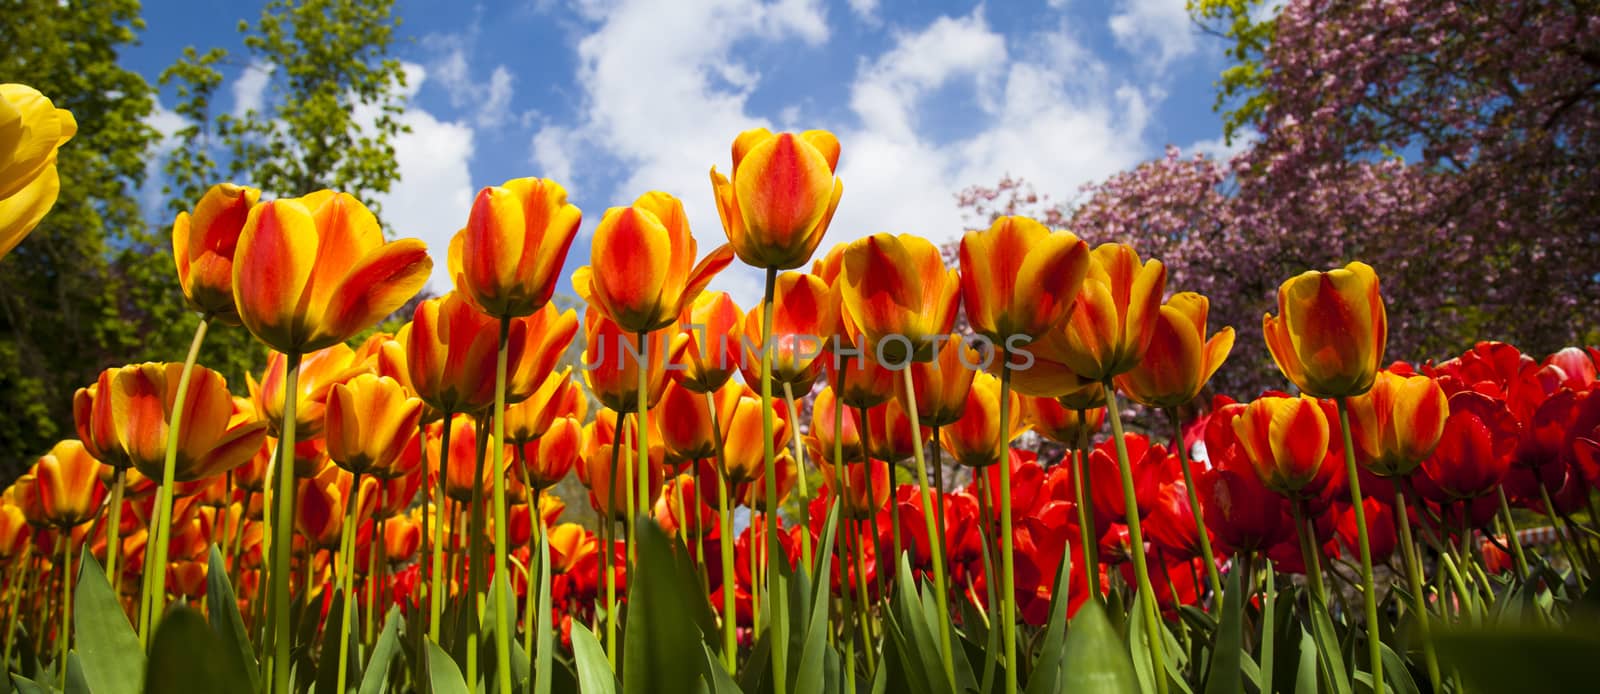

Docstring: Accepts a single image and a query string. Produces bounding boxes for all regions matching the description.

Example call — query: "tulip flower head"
[959,215,1091,345]
[1117,292,1234,408]
[670,291,744,393]
[32,440,106,528]
[1346,370,1449,476]
[172,183,260,322]
[711,128,843,270]
[1059,243,1166,382]
[942,373,1025,468]
[516,416,583,490]
[1233,396,1331,496]
[251,344,369,437]
[1263,262,1387,398]
[1020,395,1105,447]
[450,177,581,318]
[233,190,431,354]
[840,233,960,365]
[109,362,270,484]
[325,373,425,477]
[741,271,836,390]
[0,83,76,259]
[575,190,733,333]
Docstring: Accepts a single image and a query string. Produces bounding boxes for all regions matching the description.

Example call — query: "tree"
[961,0,1600,401]
[0,0,163,481]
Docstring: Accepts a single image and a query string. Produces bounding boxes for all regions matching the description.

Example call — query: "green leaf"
[702,643,741,694]
[1432,623,1600,691]
[1203,568,1244,694]
[623,519,716,694]
[1376,642,1420,694]
[1293,629,1317,694]
[794,502,840,694]
[1060,601,1139,691]
[145,607,253,693]
[1306,593,1351,694]
[1022,549,1073,694]
[738,628,772,694]
[358,607,403,694]
[1260,562,1276,691]
[6,676,44,694]
[427,639,471,694]
[315,589,349,694]
[72,553,144,694]
[64,652,89,694]
[569,622,616,694]
[206,545,261,694]
[1127,592,1156,693]
[890,555,952,694]
[535,528,555,694]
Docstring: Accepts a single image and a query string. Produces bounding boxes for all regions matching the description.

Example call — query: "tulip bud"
[1263,262,1387,398]
[711,128,843,270]
[449,177,581,319]
[1233,396,1331,495]
[172,183,260,322]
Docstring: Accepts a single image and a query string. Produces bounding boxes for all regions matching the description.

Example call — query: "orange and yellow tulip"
[107,363,269,483]
[581,308,682,414]
[1233,396,1330,495]
[716,386,791,484]
[0,83,76,259]
[574,191,733,333]
[1263,262,1387,398]
[515,416,582,490]
[658,380,735,463]
[404,292,503,415]
[172,183,260,322]
[1058,244,1166,382]
[1117,292,1234,408]
[325,373,425,477]
[0,500,28,559]
[655,473,715,540]
[803,387,864,464]
[896,334,980,428]
[233,191,431,353]
[959,215,1091,343]
[670,291,744,393]
[251,344,370,437]
[820,459,890,519]
[504,303,580,404]
[839,233,960,364]
[1020,395,1105,446]
[449,177,581,318]
[579,436,664,520]
[711,128,843,270]
[941,373,1025,468]
[74,369,132,471]
[1346,370,1449,476]
[32,440,106,528]
[741,271,836,389]
[504,370,586,445]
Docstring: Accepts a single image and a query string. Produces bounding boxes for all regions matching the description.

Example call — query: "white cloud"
[531,2,1158,306]
[426,32,518,129]
[846,0,878,23]
[232,62,273,118]
[359,62,478,292]
[1108,0,1198,68]
[1189,127,1258,162]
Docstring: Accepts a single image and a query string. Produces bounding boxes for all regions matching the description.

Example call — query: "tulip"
[515,416,583,491]
[804,387,864,465]
[716,387,791,486]
[1419,392,1519,500]
[0,83,76,259]
[504,303,581,404]
[839,233,960,365]
[959,215,1091,345]
[581,308,680,414]
[1059,244,1166,382]
[1263,262,1387,399]
[405,293,503,415]
[1020,395,1105,447]
[0,501,27,560]
[100,363,270,483]
[710,128,843,270]
[941,373,1024,469]
[325,374,425,477]
[862,398,918,464]
[75,370,132,471]
[658,380,735,464]
[825,344,897,410]
[384,514,423,564]
[233,191,430,354]
[735,452,798,512]
[574,191,734,334]
[654,473,715,541]
[1545,347,1597,390]
[449,177,581,319]
[579,437,665,522]
[670,291,745,393]
[1233,396,1330,496]
[1117,293,1234,409]
[251,344,369,438]
[897,334,980,429]
[1346,370,1449,477]
[740,271,835,390]
[505,370,586,445]
[171,183,260,322]
[32,440,106,529]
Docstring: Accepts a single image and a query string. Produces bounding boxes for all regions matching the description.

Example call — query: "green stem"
[335,472,362,694]
[1104,384,1168,694]
[466,417,490,687]
[997,363,1023,694]
[1073,411,1100,602]
[857,406,887,601]
[59,533,72,685]
[491,317,514,694]
[900,367,956,687]
[148,317,210,636]
[1496,488,1529,580]
[783,382,815,575]
[636,330,651,565]
[522,461,540,660]
[708,391,738,672]
[1394,485,1440,690]
[428,411,454,642]
[1537,482,1587,592]
[2,544,28,674]
[104,469,124,588]
[758,266,788,694]
[605,430,622,667]
[269,350,301,694]
[1168,410,1223,608]
[1291,499,1326,602]
[1334,399,1383,694]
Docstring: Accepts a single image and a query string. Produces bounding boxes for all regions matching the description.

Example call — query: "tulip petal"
[235,200,318,351]
[319,239,432,350]
[0,161,60,259]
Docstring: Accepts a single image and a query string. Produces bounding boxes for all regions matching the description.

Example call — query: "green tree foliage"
[1188,0,1276,143]
[0,0,162,481]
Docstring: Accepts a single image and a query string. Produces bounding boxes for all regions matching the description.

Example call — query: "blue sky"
[126,0,1247,303]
